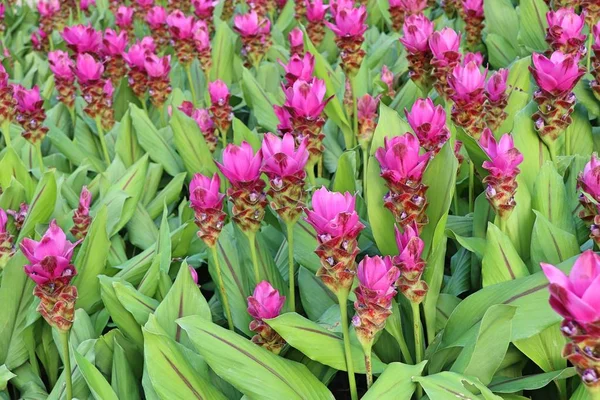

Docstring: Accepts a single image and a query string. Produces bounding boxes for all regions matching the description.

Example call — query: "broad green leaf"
[333,150,357,193]
[241,68,279,132]
[0,147,34,199]
[514,322,566,374]
[530,211,579,271]
[298,267,336,321]
[485,34,518,69]
[484,0,519,44]
[362,362,426,400]
[210,19,235,84]
[566,105,594,158]
[517,0,549,52]
[414,372,502,400]
[113,281,159,326]
[178,316,335,399]
[73,345,119,400]
[233,117,261,151]
[481,223,529,287]
[488,368,576,393]
[114,110,143,168]
[17,170,57,242]
[99,276,144,348]
[111,341,140,400]
[146,172,187,219]
[532,162,575,234]
[292,220,321,274]
[0,365,15,390]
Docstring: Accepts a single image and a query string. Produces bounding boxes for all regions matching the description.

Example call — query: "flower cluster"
[101,29,129,86]
[590,23,600,101]
[167,10,205,66]
[70,187,92,241]
[357,94,379,148]
[484,69,509,131]
[430,27,462,99]
[389,0,427,32]
[578,154,600,245]
[75,53,115,128]
[0,209,14,269]
[405,97,450,153]
[461,0,484,49]
[146,6,169,49]
[189,173,226,247]
[13,85,48,145]
[448,59,488,139]
[208,80,233,137]
[400,14,434,93]
[306,0,328,46]
[234,11,271,68]
[247,281,286,354]
[325,2,368,76]
[546,8,587,56]
[394,224,428,303]
[0,65,14,127]
[177,101,218,151]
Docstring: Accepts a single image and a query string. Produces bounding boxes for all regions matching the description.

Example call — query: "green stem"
[220,127,227,148]
[76,2,82,21]
[307,163,316,187]
[468,159,475,214]
[185,64,198,106]
[140,97,148,113]
[565,129,570,157]
[68,106,76,135]
[48,34,55,51]
[95,116,111,166]
[337,293,358,400]
[247,232,261,284]
[362,145,369,198]
[351,77,358,149]
[317,157,323,179]
[36,143,44,173]
[411,302,424,399]
[59,331,73,400]
[211,245,234,330]
[499,217,507,234]
[588,28,594,73]
[286,222,295,311]
[362,343,373,389]
[2,119,10,148]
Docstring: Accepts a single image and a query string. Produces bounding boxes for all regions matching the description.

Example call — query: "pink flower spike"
[192,108,216,133]
[247,281,286,320]
[189,266,199,284]
[429,27,461,61]
[78,186,92,215]
[116,6,134,29]
[448,61,487,102]
[48,50,74,81]
[167,10,201,40]
[61,24,103,54]
[80,0,95,11]
[394,223,424,266]
[192,0,218,20]
[306,0,328,22]
[480,128,523,178]
[208,80,230,105]
[261,133,309,178]
[463,52,484,66]
[75,53,104,84]
[463,0,483,17]
[38,0,60,17]
[529,51,585,96]
[375,134,431,184]
[580,154,600,201]
[281,53,315,86]
[289,27,304,49]
[217,141,263,186]
[123,39,155,69]
[190,173,225,211]
[391,0,428,14]
[400,13,434,54]
[144,54,171,78]
[234,10,270,37]
[146,6,167,28]
[546,8,586,46]
[305,186,364,239]
[283,78,332,120]
[324,5,367,38]
[357,255,400,296]
[357,94,378,120]
[405,98,450,152]
[13,85,44,113]
[486,69,509,102]
[102,29,129,57]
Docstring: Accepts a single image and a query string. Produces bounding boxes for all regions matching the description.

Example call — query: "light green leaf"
[362,362,426,400]
[18,170,57,242]
[73,345,119,400]
[482,223,529,287]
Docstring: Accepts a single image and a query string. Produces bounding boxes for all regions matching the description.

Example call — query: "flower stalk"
[59,330,73,400]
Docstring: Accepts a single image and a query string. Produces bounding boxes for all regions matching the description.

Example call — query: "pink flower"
[305,187,364,239]
[400,13,434,54]
[38,0,60,17]
[0,209,7,235]
[48,50,74,81]
[61,25,103,54]
[78,186,92,215]
[375,134,431,183]
[429,27,461,61]
[146,6,167,28]
[329,0,355,17]
[123,40,155,69]
[581,154,600,200]
[405,98,450,152]
[116,6,134,28]
[194,24,211,51]
[13,85,44,113]
[306,0,328,22]
[21,220,78,286]
[144,54,171,78]
[217,141,263,185]
[463,52,484,66]
[102,29,128,57]
[480,128,523,178]
[448,61,487,102]
[75,53,104,83]
[104,80,115,99]
[192,0,218,19]
[190,173,225,210]
[80,0,95,11]
[191,108,215,133]
[283,78,331,120]
[0,3,5,19]
[189,266,199,284]
[31,29,47,51]
[593,22,600,52]
[261,133,309,178]
[167,10,202,39]
[357,255,400,296]
[324,5,367,38]
[463,0,483,17]
[394,224,425,268]
[390,0,428,14]
[486,69,509,102]
[529,51,585,95]
[547,8,586,45]
[289,27,303,49]
[381,65,394,89]
[281,53,314,85]
[542,250,600,324]
[274,106,293,134]
[247,281,286,320]
[208,80,230,105]
[357,94,378,120]
[234,11,270,37]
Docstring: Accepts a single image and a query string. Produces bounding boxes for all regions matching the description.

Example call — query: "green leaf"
[488,368,576,393]
[532,162,576,234]
[111,340,140,400]
[17,170,57,242]
[333,150,357,193]
[514,322,566,374]
[485,34,518,69]
[481,223,529,287]
[210,19,235,84]
[362,362,426,400]
[292,220,321,274]
[233,117,262,151]
[530,211,580,271]
[0,365,15,390]
[241,68,279,132]
[0,148,34,199]
[73,345,119,400]
[517,0,549,52]
[414,372,502,400]
[99,276,144,348]
[178,316,335,399]
[484,0,519,44]
[566,105,594,158]
[113,280,159,326]
[298,267,336,321]
[267,312,386,374]
[114,110,143,168]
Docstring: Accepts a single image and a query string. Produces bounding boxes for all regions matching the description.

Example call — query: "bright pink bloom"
[405,98,450,152]
[61,25,103,54]
[429,27,461,61]
[448,61,487,102]
[104,80,115,99]
[21,220,78,286]
[324,5,367,38]
[146,6,167,28]
[0,3,5,19]
[116,6,134,29]
[357,255,400,297]
[123,40,154,69]
[31,29,47,51]
[581,155,600,200]
[102,29,128,57]
[463,0,483,17]
[48,50,74,81]
[13,85,44,113]
[306,0,328,22]
[486,69,509,102]
[274,106,293,134]
[400,13,434,53]
[189,266,198,284]
[192,108,215,134]
[463,52,484,66]
[305,187,364,239]
[0,209,7,235]
[283,78,331,120]
[594,22,600,51]
[144,54,171,78]
[357,94,378,120]
[390,0,428,14]
[480,128,523,178]
[208,80,230,105]
[194,23,211,51]
[38,0,60,17]
[193,0,218,19]
[289,27,304,49]
[190,173,225,210]
[136,0,154,8]
[281,53,314,86]
[547,8,586,45]
[375,134,431,183]
[80,0,95,11]
[261,133,309,178]
[542,250,600,324]
[78,186,92,214]
[167,10,201,39]
[247,281,286,320]
[381,65,394,90]
[234,11,271,37]
[217,141,263,186]
[394,224,425,269]
[75,53,104,83]
[329,0,355,17]
[530,51,585,95]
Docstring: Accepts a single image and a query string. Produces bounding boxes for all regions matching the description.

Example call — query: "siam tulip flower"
[325,4,367,75]
[208,80,233,137]
[234,11,272,67]
[305,187,365,294]
[62,25,103,55]
[400,14,434,94]
[0,65,14,132]
[485,69,509,131]
[357,94,379,148]
[144,54,172,107]
[394,224,428,303]
[274,106,293,136]
[189,173,226,247]
[578,154,600,245]
[429,27,462,99]
[546,8,586,56]
[167,10,202,65]
[389,0,428,31]
[529,51,585,153]
[38,0,61,34]
[448,61,488,139]
[48,50,76,109]
[175,102,218,151]
[0,3,5,34]
[31,29,49,52]
[280,53,314,88]
[80,0,95,12]
[7,203,28,232]
[405,97,450,153]
[542,250,600,393]
[193,0,218,22]
[462,0,485,49]
[146,6,169,49]
[381,65,396,98]
[194,23,212,73]
[135,0,154,14]
[21,221,79,332]
[261,133,309,224]
[463,51,484,66]
[289,28,304,57]
[479,129,523,220]
[0,209,13,268]
[102,29,128,85]
[306,0,328,45]
[375,134,431,230]
[123,37,155,99]
[189,266,198,284]
[247,281,286,354]
[13,85,48,145]
[75,54,114,129]
[70,186,92,240]
[115,6,135,36]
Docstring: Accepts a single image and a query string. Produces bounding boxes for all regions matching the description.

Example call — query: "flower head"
[394,224,424,269]
[80,0,95,11]
[375,134,431,183]
[192,0,218,19]
[405,98,450,152]
[324,4,367,38]
[167,10,202,39]
[189,266,198,284]
[448,61,487,102]
[357,94,378,120]
[194,23,211,51]
[530,51,585,95]
[289,27,304,49]
[38,0,60,17]
[390,0,428,14]
[48,50,74,81]
[247,281,286,320]
[146,6,167,28]
[486,69,509,102]
[546,8,586,46]
[283,78,331,120]
[192,108,215,134]
[463,52,484,66]
[61,24,103,54]
[581,154,600,200]
[102,29,129,57]
[463,0,483,17]
[144,54,171,78]
[234,10,270,37]
[123,38,155,69]
[480,128,523,178]
[281,53,314,85]
[217,142,263,186]
[75,53,104,83]
[400,13,434,54]
[115,5,134,28]
[542,250,600,324]
[190,173,225,210]
[305,187,364,239]
[429,27,461,61]
[357,256,400,295]
[13,85,44,113]
[261,133,309,178]
[208,80,230,105]
[306,0,328,22]
[78,186,92,215]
